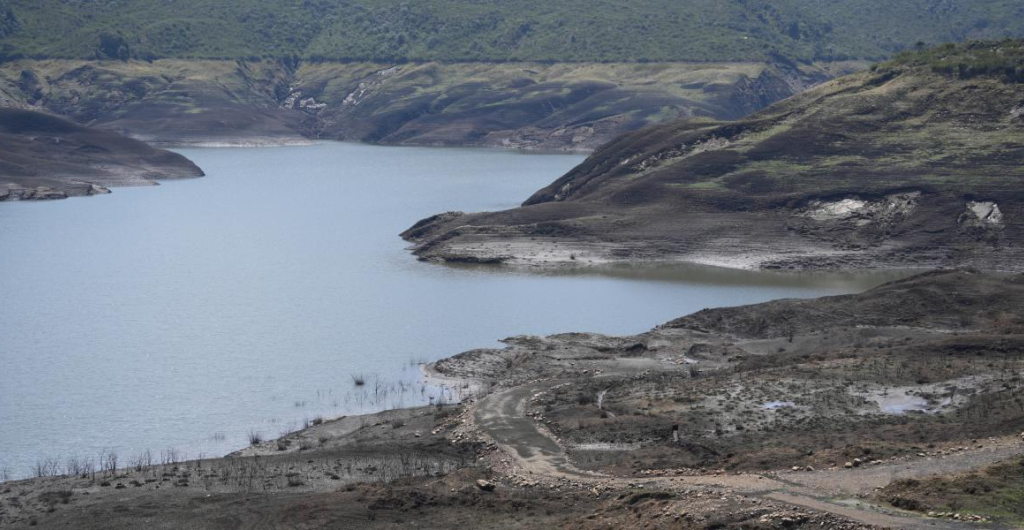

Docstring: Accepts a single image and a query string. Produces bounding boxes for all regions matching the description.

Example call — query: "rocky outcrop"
[2,186,68,201]
[788,192,923,248]
[960,201,1004,229]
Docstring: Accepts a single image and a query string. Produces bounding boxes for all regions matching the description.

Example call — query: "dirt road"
[471,380,1022,529]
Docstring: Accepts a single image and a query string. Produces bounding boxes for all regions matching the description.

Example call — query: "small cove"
[0,142,911,478]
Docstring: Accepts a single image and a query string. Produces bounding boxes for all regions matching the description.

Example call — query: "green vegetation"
[2,0,1024,63]
[884,38,1024,82]
[882,458,1024,525]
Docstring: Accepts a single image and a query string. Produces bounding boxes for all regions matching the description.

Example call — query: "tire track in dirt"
[470,381,1020,529]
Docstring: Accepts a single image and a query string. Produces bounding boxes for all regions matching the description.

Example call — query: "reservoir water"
[0,143,908,478]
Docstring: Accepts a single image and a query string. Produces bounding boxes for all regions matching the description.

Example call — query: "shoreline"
[410,239,1017,274]
[403,214,1024,274]
[1,138,586,204]
[3,270,1023,529]
[0,261,920,485]
[419,362,487,402]
[166,136,597,155]
[0,362,482,484]
[152,138,317,149]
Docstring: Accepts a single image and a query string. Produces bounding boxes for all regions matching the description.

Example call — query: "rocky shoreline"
[401,209,1022,273]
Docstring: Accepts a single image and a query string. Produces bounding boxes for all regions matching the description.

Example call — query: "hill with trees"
[1,0,1024,63]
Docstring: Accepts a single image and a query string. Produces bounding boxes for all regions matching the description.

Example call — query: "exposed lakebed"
[0,143,911,478]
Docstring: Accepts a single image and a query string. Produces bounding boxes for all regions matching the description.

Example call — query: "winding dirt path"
[470,381,1022,529]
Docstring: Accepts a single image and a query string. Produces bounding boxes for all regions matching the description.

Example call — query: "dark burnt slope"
[0,107,204,200]
[404,41,1024,271]
[668,269,1024,339]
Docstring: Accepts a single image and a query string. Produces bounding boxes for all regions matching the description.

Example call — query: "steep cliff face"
[0,108,204,200]
[0,59,840,150]
[403,41,1024,272]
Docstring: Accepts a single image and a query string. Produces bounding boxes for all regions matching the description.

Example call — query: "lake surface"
[0,143,910,478]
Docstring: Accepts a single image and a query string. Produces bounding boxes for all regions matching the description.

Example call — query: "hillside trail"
[468,380,1022,530]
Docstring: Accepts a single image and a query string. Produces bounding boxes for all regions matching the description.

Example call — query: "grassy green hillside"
[1,0,1024,63]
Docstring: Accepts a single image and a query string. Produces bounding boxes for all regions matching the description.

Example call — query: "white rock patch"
[802,192,920,223]
[804,198,868,221]
[966,201,1003,226]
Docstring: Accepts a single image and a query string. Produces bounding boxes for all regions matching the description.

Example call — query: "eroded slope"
[427,270,1024,525]
[0,59,836,150]
[0,107,204,200]
[405,41,1024,271]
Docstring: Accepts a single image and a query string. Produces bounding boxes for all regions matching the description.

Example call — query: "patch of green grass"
[734,122,794,146]
[881,458,1024,525]
[677,180,727,191]
[735,159,815,177]
[884,39,1024,83]
[643,106,687,125]
[815,155,868,167]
